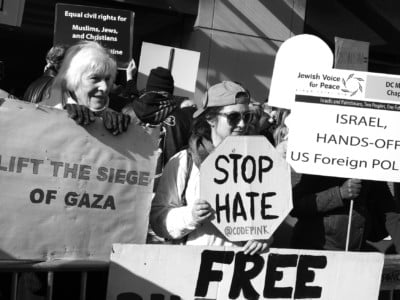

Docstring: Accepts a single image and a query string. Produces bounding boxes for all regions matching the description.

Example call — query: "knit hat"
[132,91,179,125]
[146,67,174,94]
[193,81,250,118]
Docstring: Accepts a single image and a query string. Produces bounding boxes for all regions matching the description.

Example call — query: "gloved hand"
[339,178,362,200]
[101,108,130,135]
[65,103,95,125]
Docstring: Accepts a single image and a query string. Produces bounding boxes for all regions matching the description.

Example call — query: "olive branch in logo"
[341,73,364,96]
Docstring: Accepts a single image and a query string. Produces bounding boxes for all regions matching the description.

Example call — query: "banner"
[107,244,384,300]
[54,3,134,68]
[200,136,292,241]
[0,99,158,260]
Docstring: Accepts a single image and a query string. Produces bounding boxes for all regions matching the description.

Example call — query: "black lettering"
[261,192,278,220]
[139,172,150,186]
[258,156,273,183]
[229,252,264,299]
[16,157,29,173]
[97,167,108,181]
[45,190,57,204]
[31,159,44,174]
[64,163,78,179]
[51,161,64,177]
[91,194,103,209]
[65,192,78,206]
[103,195,116,210]
[233,192,247,221]
[195,250,234,297]
[214,155,229,184]
[108,168,115,183]
[115,169,126,184]
[78,193,90,208]
[294,255,326,298]
[126,170,138,184]
[30,188,44,204]
[215,194,230,223]
[241,156,256,183]
[246,192,258,220]
[229,153,242,183]
[78,164,91,180]
[264,254,298,298]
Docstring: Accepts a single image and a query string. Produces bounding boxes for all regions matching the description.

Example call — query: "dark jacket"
[291,174,400,252]
[23,68,57,104]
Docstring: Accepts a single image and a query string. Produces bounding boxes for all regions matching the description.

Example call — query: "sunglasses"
[217,111,254,127]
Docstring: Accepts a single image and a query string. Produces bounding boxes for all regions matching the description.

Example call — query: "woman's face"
[209,103,251,147]
[74,70,113,111]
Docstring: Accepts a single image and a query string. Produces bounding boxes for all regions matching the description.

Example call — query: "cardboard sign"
[200,136,292,242]
[137,42,200,99]
[0,99,158,260]
[0,0,25,27]
[107,244,384,300]
[334,37,369,71]
[269,34,400,182]
[54,3,134,68]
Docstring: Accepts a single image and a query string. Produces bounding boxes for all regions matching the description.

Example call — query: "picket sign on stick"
[269,34,400,251]
[345,199,354,251]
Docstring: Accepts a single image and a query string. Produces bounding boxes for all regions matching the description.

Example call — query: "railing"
[0,260,108,300]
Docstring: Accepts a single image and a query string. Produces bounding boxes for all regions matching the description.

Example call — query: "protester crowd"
[1,40,400,299]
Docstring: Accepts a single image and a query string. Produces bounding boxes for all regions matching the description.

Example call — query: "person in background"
[150,81,271,254]
[50,40,129,135]
[123,66,196,180]
[122,66,196,243]
[24,44,68,104]
[278,109,400,252]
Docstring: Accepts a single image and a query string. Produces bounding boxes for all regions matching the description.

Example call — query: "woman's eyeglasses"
[217,111,254,127]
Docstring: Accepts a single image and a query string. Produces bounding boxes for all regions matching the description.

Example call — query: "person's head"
[145,67,174,94]
[271,108,290,145]
[193,81,252,147]
[53,41,117,112]
[45,44,68,73]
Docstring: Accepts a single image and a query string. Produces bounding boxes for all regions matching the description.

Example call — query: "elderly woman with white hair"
[51,40,129,134]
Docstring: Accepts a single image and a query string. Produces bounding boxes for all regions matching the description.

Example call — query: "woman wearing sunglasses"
[150,81,271,255]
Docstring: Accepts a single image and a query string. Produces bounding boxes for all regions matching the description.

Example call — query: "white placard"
[107,244,384,300]
[200,136,292,241]
[137,42,200,99]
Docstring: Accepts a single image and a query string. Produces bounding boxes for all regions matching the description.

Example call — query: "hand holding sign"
[191,198,213,225]
[339,178,362,200]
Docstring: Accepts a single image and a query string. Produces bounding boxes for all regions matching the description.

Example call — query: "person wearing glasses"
[150,81,271,255]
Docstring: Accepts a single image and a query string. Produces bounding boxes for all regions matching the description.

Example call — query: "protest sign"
[268,34,400,182]
[200,136,291,242]
[0,99,158,261]
[107,244,384,300]
[137,42,200,99]
[0,0,25,27]
[54,3,134,68]
[334,37,369,71]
